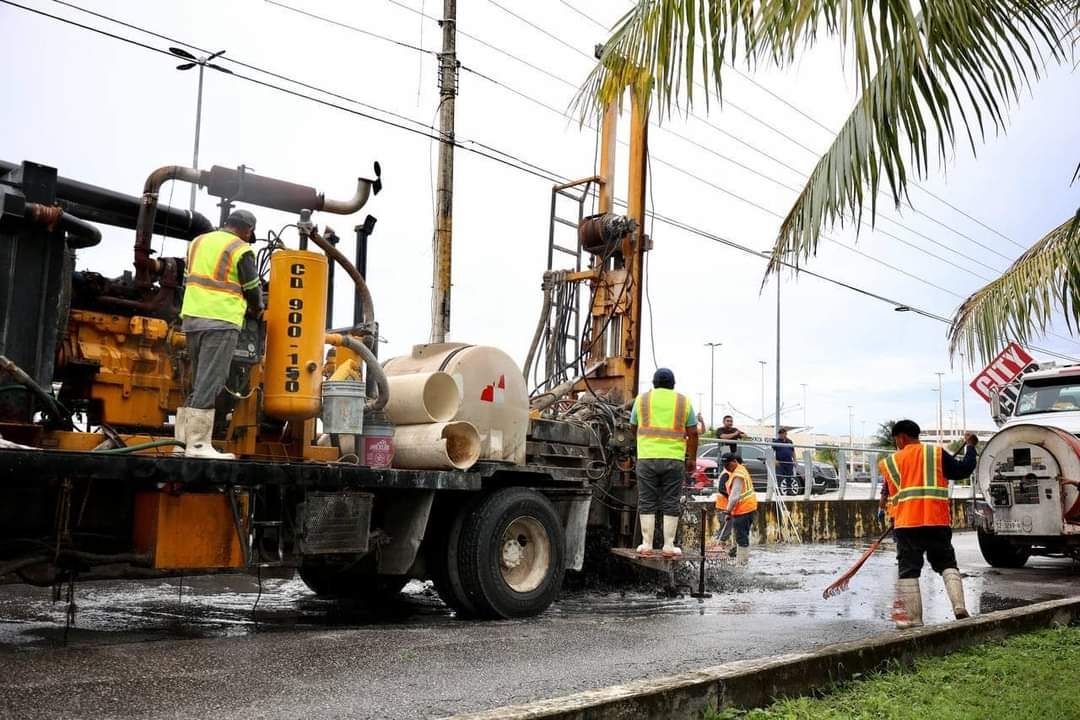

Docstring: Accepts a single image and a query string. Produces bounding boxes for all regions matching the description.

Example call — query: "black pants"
[732,512,753,548]
[895,526,957,579]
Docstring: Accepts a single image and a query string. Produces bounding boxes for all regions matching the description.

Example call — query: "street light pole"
[848,405,855,476]
[959,352,968,433]
[758,360,767,425]
[774,278,781,438]
[705,342,721,430]
[801,383,808,428]
[170,47,230,215]
[935,372,945,444]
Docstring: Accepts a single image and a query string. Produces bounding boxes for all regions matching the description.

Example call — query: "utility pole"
[848,405,855,476]
[705,342,721,429]
[935,372,945,444]
[431,0,457,343]
[774,279,781,439]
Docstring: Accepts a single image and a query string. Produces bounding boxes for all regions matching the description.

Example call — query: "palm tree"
[578,2,1077,364]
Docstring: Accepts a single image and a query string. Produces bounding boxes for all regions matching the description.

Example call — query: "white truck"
[976,365,1080,566]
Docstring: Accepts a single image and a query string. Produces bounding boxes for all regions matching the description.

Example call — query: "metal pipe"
[1,160,212,239]
[353,215,376,325]
[320,177,374,214]
[326,333,389,410]
[134,165,205,285]
[24,203,101,248]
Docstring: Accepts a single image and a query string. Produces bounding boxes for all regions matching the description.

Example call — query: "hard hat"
[226,209,257,230]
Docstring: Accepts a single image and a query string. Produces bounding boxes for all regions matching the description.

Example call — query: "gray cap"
[225,209,257,230]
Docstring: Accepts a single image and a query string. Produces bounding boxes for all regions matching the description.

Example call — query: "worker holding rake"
[826,420,977,627]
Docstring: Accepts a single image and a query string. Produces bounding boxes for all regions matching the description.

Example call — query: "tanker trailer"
[975,366,1080,566]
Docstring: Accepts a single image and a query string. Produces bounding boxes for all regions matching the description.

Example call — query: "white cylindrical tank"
[384,343,529,465]
[977,424,1080,525]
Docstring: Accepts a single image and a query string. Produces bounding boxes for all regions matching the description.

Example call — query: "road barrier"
[684,498,973,545]
[446,596,1080,720]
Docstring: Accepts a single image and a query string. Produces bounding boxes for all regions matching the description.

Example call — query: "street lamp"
[705,342,722,430]
[757,360,767,425]
[934,372,945,443]
[959,352,968,433]
[799,382,807,427]
[170,47,231,214]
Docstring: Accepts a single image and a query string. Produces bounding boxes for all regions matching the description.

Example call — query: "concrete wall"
[683,500,973,547]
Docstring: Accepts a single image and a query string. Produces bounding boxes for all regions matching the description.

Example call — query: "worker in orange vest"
[880,419,978,628]
[718,452,757,566]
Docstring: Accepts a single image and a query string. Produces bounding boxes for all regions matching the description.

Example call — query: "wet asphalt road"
[0,532,1076,720]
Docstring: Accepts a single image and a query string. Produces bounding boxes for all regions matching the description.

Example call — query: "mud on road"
[0,532,1075,719]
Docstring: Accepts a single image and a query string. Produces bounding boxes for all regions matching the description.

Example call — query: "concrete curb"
[446,596,1080,720]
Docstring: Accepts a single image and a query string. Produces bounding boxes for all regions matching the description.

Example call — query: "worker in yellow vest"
[880,419,977,628]
[718,452,757,565]
[630,368,698,557]
[174,210,263,459]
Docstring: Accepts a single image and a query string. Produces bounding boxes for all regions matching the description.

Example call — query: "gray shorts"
[636,458,685,516]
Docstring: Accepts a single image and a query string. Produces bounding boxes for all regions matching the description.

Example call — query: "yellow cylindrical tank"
[264,250,328,420]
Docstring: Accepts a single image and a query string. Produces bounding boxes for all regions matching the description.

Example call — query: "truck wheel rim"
[500,516,551,593]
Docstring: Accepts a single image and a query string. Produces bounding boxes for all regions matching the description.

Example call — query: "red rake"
[822,526,892,599]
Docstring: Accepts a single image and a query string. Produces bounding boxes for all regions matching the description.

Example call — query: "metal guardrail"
[699,438,971,502]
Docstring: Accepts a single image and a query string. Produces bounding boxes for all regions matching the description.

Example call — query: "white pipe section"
[384,372,461,425]
[393,421,481,470]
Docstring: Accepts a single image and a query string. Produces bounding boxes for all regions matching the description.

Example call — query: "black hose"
[0,354,73,429]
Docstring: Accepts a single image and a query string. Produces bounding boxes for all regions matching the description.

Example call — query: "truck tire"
[977,528,1030,568]
[428,499,482,618]
[298,561,409,601]
[458,488,565,619]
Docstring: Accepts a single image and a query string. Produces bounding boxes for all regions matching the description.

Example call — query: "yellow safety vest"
[634,389,690,460]
[180,230,255,327]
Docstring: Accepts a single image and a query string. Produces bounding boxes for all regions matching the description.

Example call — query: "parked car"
[814,462,840,490]
[693,443,826,496]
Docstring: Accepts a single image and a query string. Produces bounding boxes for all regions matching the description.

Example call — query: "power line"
[263,0,435,55]
[10,0,1077,361]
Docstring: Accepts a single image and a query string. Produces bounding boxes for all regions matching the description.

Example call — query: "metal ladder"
[540,177,598,392]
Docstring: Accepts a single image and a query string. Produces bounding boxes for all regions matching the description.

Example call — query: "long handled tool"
[822,525,892,599]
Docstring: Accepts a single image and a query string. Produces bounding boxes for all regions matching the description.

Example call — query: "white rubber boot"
[894,578,923,629]
[637,514,656,556]
[942,568,970,619]
[184,408,235,459]
[172,407,188,453]
[735,544,749,567]
[661,515,682,558]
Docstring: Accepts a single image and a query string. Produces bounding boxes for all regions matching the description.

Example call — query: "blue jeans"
[732,512,753,547]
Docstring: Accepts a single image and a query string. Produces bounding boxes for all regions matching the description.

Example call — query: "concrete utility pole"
[431,0,457,343]
[935,372,945,444]
[705,342,721,429]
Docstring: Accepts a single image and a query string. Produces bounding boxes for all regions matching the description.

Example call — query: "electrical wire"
[9,0,1078,362]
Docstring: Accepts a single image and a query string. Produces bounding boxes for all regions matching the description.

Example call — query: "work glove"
[876,508,886,524]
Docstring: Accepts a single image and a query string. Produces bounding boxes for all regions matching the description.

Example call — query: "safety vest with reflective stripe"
[180,230,255,327]
[634,389,690,460]
[724,463,758,516]
[879,443,950,528]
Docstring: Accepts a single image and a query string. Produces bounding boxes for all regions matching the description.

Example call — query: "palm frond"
[948,214,1080,364]
[766,0,1067,278]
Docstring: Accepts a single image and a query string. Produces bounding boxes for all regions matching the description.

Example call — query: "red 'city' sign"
[970,343,1034,402]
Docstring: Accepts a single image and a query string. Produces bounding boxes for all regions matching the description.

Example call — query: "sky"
[2,0,1079,437]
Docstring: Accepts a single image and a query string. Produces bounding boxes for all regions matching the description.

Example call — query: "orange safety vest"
[715,468,729,511]
[723,463,757,516]
[879,443,950,528]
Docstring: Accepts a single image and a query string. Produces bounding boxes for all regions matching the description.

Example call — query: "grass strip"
[705,624,1080,720]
